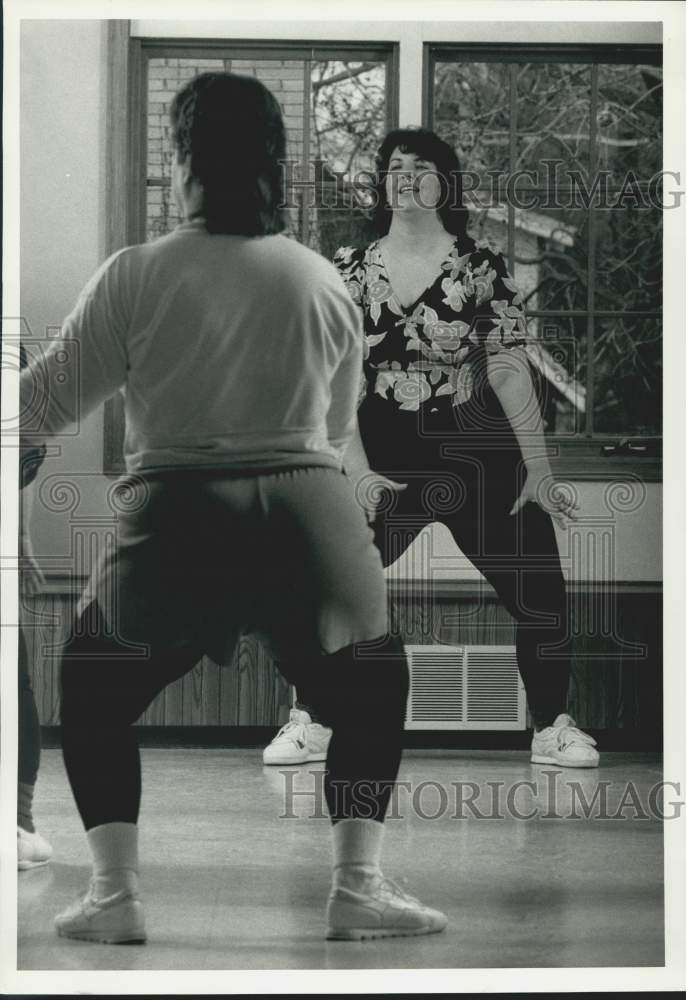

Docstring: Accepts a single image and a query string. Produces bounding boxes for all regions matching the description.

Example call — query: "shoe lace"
[376,875,420,905]
[79,878,132,907]
[84,878,102,902]
[557,724,595,750]
[65,879,96,910]
[274,720,308,745]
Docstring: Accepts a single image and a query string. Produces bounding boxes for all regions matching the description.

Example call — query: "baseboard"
[40,725,662,752]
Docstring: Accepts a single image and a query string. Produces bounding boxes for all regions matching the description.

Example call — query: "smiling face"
[384,147,443,215]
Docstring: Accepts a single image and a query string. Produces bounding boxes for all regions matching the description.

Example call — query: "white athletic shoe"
[326,874,448,941]
[531,713,599,768]
[263,708,332,765]
[17,826,53,870]
[54,881,147,944]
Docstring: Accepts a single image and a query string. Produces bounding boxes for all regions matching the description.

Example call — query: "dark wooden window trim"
[103,24,142,474]
[423,42,662,483]
[35,573,663,598]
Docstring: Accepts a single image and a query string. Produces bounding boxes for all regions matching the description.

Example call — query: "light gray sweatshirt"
[20,221,363,473]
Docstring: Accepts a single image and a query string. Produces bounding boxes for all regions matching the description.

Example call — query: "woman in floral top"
[331,128,598,767]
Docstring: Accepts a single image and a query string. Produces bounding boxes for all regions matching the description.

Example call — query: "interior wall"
[391,482,661,583]
[20,18,661,585]
[20,19,111,566]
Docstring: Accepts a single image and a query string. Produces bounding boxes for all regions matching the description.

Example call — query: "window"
[104,38,398,472]
[425,43,662,477]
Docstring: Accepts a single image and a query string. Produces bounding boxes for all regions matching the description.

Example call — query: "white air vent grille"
[466,648,523,723]
[406,648,464,723]
[405,645,525,730]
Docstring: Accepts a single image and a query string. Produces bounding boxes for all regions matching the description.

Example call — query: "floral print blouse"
[333,238,529,412]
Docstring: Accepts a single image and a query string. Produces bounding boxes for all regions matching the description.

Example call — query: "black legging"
[60,603,409,829]
[370,481,570,729]
[301,383,571,731]
[19,629,41,786]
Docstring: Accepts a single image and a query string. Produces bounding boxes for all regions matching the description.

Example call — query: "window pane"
[433,61,511,188]
[593,316,662,436]
[595,206,661,313]
[594,64,662,314]
[469,206,588,312]
[528,316,587,436]
[311,60,386,175]
[515,62,592,183]
[310,59,387,257]
[514,62,593,303]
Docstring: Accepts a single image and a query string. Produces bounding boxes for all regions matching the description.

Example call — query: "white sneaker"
[326,874,447,941]
[263,708,332,765]
[18,826,53,870]
[54,881,147,944]
[531,713,599,768]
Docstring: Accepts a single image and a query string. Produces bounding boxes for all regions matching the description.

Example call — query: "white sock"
[87,822,140,898]
[331,818,385,891]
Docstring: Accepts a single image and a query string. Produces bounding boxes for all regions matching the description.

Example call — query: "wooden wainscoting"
[20,584,291,728]
[23,579,661,739]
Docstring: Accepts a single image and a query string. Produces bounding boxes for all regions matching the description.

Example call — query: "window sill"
[547,440,662,482]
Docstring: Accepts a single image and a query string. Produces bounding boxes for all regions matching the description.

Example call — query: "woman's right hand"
[348,470,408,523]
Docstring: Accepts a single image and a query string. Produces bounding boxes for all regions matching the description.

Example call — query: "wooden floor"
[18,749,664,971]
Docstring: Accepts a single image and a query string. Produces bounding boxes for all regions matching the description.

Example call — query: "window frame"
[423,41,662,481]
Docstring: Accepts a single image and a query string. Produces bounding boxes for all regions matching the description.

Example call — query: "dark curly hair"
[372,127,470,239]
[170,72,286,236]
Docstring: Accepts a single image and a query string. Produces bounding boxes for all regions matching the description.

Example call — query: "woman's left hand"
[509,472,579,530]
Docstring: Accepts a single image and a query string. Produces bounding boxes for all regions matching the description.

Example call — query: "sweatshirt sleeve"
[323,281,365,458]
[20,249,131,444]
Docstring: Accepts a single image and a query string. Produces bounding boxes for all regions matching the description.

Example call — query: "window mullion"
[300,55,313,246]
[507,63,517,275]
[585,63,599,437]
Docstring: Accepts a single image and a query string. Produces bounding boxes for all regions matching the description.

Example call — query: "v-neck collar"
[369,237,460,316]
